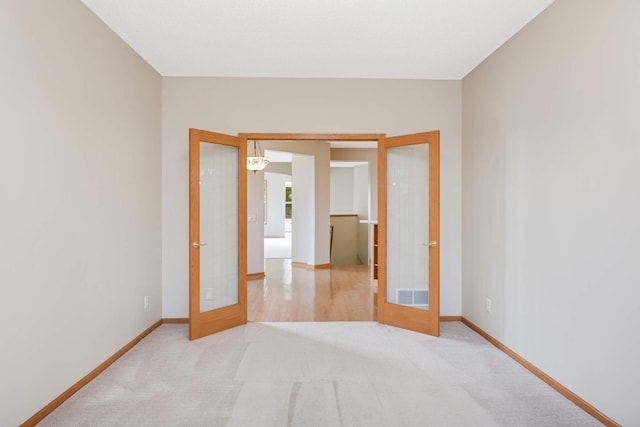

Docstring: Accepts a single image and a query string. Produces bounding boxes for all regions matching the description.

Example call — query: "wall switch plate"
[144,295,149,309]
[486,297,492,313]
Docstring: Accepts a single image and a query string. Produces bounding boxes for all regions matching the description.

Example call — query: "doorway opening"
[263,149,293,259]
[246,136,380,322]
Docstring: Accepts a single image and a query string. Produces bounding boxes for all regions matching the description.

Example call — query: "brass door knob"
[423,240,437,248]
[192,241,208,248]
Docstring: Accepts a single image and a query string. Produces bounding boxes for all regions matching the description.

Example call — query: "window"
[285,182,292,219]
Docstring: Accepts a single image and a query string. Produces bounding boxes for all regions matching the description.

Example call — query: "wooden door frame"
[238,133,386,142]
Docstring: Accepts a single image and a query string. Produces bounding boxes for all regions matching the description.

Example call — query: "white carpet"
[40,322,601,426]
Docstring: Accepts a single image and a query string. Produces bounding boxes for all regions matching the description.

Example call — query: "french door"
[188,129,247,340]
[188,130,439,339]
[377,131,440,336]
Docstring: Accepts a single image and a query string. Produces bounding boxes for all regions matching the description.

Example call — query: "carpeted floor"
[40,322,602,426]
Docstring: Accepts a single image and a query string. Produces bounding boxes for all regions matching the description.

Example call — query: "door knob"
[423,240,437,248]
[192,241,208,248]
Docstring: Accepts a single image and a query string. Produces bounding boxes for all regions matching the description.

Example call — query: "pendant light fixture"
[246,140,270,173]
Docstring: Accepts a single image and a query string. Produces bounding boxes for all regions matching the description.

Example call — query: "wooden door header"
[238,133,386,141]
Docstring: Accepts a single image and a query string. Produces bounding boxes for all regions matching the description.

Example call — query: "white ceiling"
[265,149,369,168]
[264,150,292,162]
[329,141,377,149]
[265,149,366,168]
[81,0,554,79]
[330,161,369,168]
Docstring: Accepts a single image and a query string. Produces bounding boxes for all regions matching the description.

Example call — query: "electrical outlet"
[485,297,492,313]
[144,295,149,309]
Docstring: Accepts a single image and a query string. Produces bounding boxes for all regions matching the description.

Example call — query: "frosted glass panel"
[199,141,239,313]
[386,144,429,309]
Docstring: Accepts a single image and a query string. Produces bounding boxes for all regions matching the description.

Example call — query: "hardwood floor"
[248,259,376,321]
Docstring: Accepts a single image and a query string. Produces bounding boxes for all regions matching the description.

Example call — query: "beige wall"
[259,140,331,268]
[247,167,266,273]
[264,172,289,238]
[330,216,360,265]
[331,148,378,220]
[162,77,462,318]
[0,1,162,425]
[291,153,318,265]
[330,168,355,214]
[332,148,378,264]
[462,1,639,424]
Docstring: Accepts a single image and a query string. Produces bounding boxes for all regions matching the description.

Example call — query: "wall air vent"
[396,289,429,308]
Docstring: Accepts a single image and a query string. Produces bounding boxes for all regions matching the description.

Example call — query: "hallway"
[248,259,375,322]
